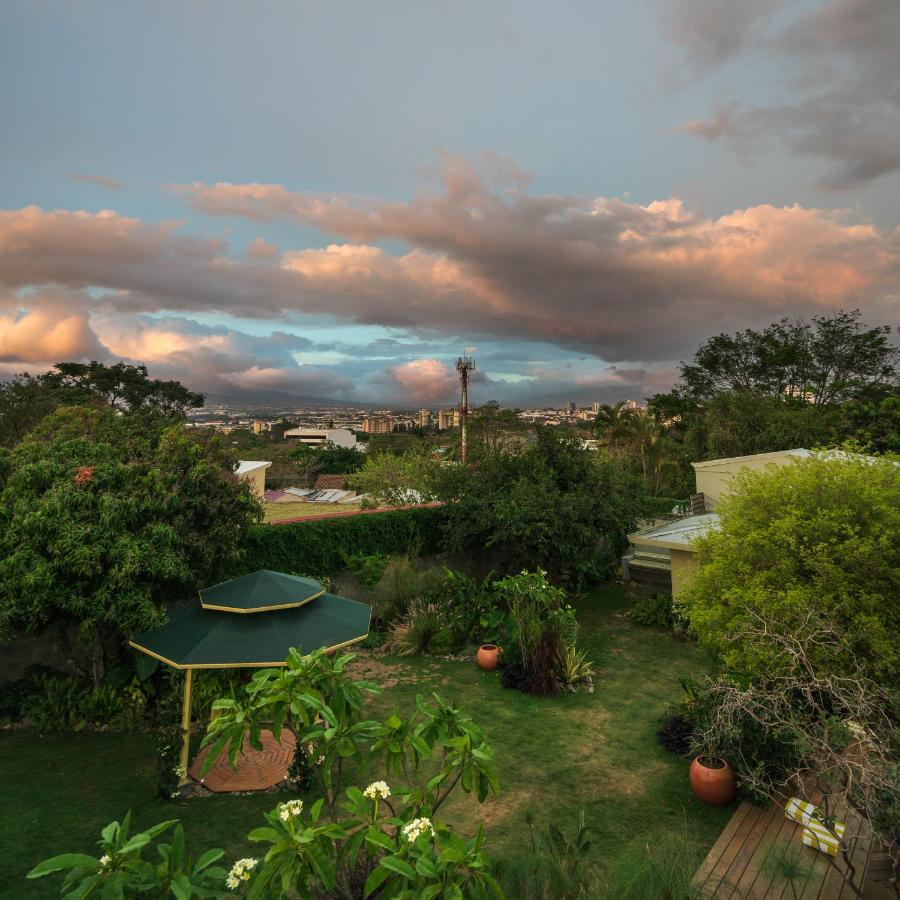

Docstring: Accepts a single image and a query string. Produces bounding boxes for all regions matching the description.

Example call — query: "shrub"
[680,451,900,683]
[438,428,651,585]
[372,556,421,622]
[656,714,695,757]
[22,673,87,732]
[558,646,595,689]
[340,550,388,588]
[241,505,447,577]
[432,568,497,648]
[627,592,674,628]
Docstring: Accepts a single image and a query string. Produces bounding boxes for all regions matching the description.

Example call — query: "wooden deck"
[692,796,879,899]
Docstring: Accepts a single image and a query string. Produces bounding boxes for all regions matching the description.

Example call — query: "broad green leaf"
[27,854,99,878]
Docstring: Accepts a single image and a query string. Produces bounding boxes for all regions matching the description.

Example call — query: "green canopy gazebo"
[129,570,371,783]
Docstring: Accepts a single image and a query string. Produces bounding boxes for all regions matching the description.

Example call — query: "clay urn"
[476,644,501,671]
[689,755,736,806]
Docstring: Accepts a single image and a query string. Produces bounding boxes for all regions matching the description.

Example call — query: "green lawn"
[1,583,734,898]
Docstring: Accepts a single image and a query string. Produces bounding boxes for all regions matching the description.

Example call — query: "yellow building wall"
[240,468,267,499]
[670,548,700,598]
[694,451,799,509]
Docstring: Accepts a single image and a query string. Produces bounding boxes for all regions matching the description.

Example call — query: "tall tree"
[0,406,260,683]
[678,310,896,405]
[649,310,899,459]
[0,362,204,447]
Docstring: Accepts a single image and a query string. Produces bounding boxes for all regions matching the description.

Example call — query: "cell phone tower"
[456,352,475,464]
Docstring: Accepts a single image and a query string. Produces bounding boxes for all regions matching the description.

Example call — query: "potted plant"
[689,752,736,805]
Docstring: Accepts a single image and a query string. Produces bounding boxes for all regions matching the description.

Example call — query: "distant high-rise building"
[362,416,395,434]
[591,401,600,414]
[567,401,577,413]
[622,399,640,411]
[252,420,269,434]
[418,409,431,429]
[437,409,459,430]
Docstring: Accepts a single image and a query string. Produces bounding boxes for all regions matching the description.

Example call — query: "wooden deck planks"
[693,802,757,895]
[718,804,781,898]
[692,792,876,900]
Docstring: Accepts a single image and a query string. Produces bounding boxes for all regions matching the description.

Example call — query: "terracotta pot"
[689,756,736,806]
[476,644,501,671]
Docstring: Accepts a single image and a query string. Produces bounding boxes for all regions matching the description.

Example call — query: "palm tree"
[596,406,680,494]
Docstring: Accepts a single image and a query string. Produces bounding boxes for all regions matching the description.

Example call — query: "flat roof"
[691,449,808,470]
[628,513,720,551]
[235,460,272,475]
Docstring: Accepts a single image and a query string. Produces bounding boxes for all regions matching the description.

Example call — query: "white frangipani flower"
[402,817,434,843]
[225,858,257,891]
[278,799,304,821]
[363,781,391,800]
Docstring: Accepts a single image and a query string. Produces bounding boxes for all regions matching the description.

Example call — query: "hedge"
[237,505,449,577]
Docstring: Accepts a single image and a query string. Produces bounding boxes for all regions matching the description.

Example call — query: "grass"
[1,582,734,898]
[262,500,361,523]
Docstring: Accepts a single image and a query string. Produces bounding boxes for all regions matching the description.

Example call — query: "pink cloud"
[381,358,458,405]
[0,293,105,363]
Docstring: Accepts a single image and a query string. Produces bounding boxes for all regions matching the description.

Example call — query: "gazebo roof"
[199,569,324,613]
[130,593,371,669]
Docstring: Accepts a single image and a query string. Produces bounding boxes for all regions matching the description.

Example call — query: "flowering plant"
[27,813,227,898]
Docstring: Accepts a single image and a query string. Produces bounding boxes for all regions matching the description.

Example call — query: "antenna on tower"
[456,352,475,464]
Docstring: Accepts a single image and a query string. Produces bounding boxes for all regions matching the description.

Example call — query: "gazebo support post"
[179,668,194,785]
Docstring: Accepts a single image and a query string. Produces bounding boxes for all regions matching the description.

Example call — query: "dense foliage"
[680,451,900,682]
[241,506,447,576]
[0,361,203,447]
[0,406,260,681]
[672,454,900,881]
[348,448,443,507]
[648,310,900,458]
[438,429,650,584]
[291,441,365,480]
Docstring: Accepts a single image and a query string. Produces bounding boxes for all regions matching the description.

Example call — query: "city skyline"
[1,1,898,407]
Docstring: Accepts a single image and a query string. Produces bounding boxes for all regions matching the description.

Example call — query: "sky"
[1,0,898,408]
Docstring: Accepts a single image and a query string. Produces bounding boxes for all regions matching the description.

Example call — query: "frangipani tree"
[29,648,503,899]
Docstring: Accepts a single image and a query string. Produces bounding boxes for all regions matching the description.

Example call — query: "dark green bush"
[340,550,388,588]
[627,592,674,628]
[240,506,447,577]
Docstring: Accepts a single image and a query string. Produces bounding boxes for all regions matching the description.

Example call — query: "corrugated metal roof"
[628,513,720,550]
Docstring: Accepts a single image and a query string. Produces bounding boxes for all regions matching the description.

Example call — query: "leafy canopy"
[0,405,260,648]
[676,310,897,405]
[438,428,650,584]
[680,451,900,682]
[0,361,204,447]
[648,309,899,458]
[348,447,443,507]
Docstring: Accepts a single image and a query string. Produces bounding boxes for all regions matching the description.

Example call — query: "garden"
[3,582,734,899]
[1,357,898,898]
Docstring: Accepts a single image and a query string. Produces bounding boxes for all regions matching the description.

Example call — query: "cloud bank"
[1,155,898,403]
